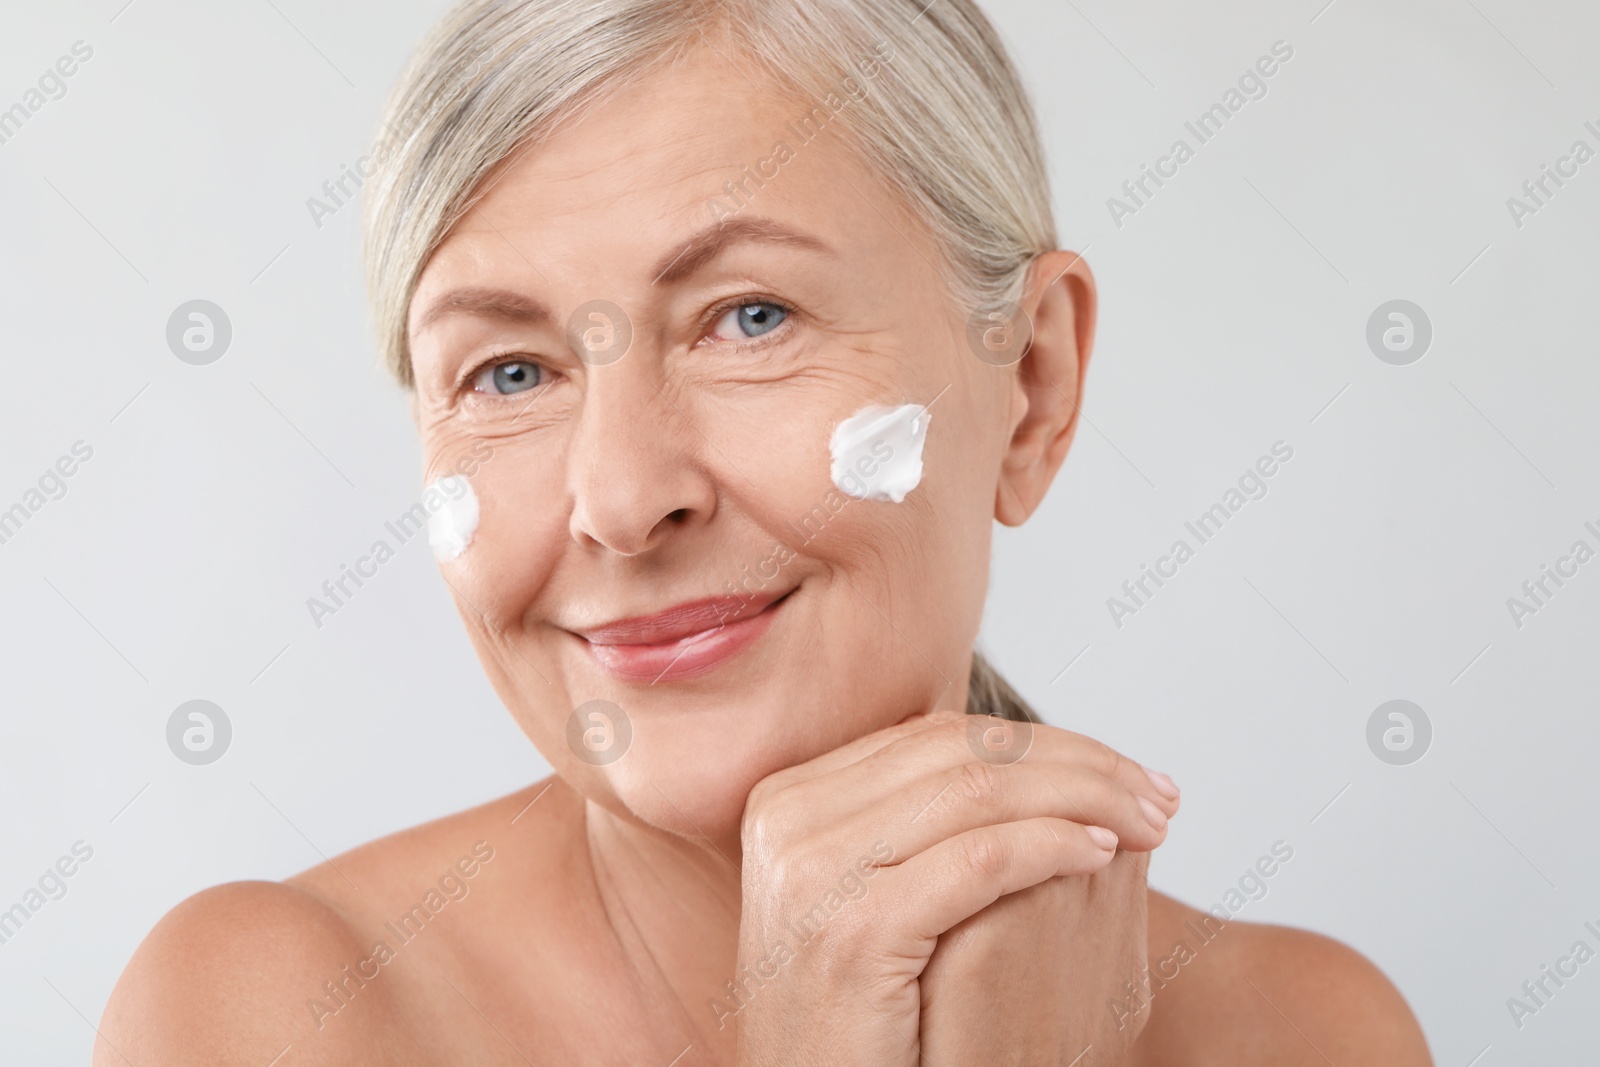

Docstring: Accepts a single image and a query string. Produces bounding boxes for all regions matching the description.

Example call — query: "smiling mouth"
[575,589,793,684]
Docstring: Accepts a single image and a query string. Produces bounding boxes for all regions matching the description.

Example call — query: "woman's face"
[405,49,1080,842]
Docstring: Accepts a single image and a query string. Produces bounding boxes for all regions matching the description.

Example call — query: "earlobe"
[993,250,1097,527]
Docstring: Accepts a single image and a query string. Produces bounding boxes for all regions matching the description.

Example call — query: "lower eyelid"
[706,333,781,356]
[458,384,559,421]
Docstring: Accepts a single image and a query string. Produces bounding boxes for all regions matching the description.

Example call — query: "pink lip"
[575,591,790,683]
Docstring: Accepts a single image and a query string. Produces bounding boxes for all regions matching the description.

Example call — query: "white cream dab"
[829,403,931,503]
[425,475,479,562]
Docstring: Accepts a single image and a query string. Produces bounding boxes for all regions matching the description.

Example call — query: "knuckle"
[957,832,1009,880]
[743,775,778,815]
[952,759,1002,805]
[1090,772,1122,814]
[1089,737,1125,780]
[746,765,807,811]
[739,794,766,838]
[761,840,825,897]
[936,711,972,740]
[764,852,803,894]
[742,787,798,852]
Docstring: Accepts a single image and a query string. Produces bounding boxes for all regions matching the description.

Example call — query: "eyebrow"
[417,286,552,334]
[650,216,834,285]
[417,217,833,334]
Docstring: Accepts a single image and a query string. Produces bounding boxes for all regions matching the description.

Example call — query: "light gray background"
[1,0,1595,1061]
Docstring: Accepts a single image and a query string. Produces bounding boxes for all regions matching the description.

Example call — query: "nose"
[567,372,717,556]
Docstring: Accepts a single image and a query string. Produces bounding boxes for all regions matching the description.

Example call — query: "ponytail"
[966,650,1040,724]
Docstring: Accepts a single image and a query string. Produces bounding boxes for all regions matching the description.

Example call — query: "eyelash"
[455,294,798,399]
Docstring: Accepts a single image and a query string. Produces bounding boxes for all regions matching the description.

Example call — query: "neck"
[582,793,745,1059]
[584,793,745,907]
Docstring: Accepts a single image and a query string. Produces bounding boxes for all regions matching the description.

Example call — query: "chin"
[593,700,811,842]
[528,580,949,841]
[589,657,896,844]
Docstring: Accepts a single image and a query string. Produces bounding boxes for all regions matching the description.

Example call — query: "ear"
[994,250,1097,526]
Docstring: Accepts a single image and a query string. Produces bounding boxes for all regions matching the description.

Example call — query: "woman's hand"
[919,713,1176,1066]
[731,709,1179,1066]
[919,847,1156,1065]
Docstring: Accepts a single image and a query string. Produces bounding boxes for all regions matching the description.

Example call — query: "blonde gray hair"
[363,0,1051,723]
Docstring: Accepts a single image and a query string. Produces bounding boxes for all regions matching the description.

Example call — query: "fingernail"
[1138,795,1168,830]
[1144,767,1180,801]
[1086,825,1118,850]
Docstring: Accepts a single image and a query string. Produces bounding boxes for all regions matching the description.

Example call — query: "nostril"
[666,508,690,524]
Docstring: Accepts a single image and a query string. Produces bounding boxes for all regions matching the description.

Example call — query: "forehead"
[412,47,934,304]
[486,52,796,217]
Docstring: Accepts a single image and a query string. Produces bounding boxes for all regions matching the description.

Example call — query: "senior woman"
[99,0,1432,1063]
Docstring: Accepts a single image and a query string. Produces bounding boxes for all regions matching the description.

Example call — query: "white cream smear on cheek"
[829,403,932,503]
[425,475,480,562]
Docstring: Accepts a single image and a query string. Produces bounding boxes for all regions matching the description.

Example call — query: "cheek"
[716,395,974,583]
[828,402,931,503]
[418,433,488,561]
[815,401,995,656]
[424,475,479,561]
[425,435,567,625]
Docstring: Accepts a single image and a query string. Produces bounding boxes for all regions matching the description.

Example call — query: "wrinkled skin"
[96,35,1433,1067]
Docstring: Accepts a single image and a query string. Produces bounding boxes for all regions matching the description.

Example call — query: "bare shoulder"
[1136,890,1433,1066]
[282,773,581,916]
[95,879,409,1066]
[97,777,581,1067]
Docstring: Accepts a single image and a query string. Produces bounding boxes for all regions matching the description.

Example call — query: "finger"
[1009,723,1180,818]
[877,818,1119,946]
[1117,846,1152,878]
[785,713,1179,829]
[770,710,1179,828]
[757,708,962,793]
[834,761,1168,862]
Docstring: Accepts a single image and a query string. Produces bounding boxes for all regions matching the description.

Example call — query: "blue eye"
[712,301,787,341]
[472,360,541,395]
[738,303,786,336]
